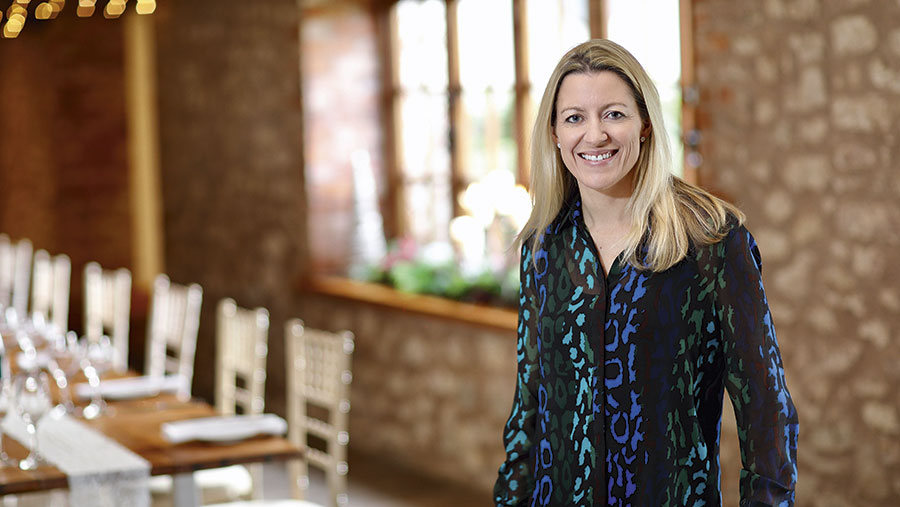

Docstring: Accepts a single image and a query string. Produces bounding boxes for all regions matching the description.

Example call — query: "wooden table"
[0,393,302,506]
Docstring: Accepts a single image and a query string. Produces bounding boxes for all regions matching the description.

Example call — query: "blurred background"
[1,0,898,505]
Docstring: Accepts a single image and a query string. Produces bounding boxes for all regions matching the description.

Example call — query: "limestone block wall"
[693,0,900,504]
[298,293,516,496]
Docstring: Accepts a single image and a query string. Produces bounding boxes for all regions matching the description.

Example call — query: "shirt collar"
[554,191,585,229]
[557,192,655,270]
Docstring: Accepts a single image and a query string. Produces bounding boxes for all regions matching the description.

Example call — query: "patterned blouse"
[494,198,798,506]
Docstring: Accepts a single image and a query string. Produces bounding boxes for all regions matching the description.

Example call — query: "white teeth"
[580,152,613,162]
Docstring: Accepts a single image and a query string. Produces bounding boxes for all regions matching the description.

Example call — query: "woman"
[494,39,798,506]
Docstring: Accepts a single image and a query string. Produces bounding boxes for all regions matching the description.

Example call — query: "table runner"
[2,413,151,506]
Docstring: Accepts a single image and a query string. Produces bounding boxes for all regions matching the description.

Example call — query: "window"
[393,0,452,245]
[302,0,690,293]
[385,0,597,280]
[383,0,684,265]
[603,0,684,176]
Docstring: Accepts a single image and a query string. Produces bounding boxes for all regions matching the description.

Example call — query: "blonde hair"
[519,39,743,271]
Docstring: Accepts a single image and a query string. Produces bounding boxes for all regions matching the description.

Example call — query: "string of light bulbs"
[1,0,156,39]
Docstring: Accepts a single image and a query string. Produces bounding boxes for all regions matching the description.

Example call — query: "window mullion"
[512,0,530,187]
[445,0,463,219]
[589,0,606,39]
[380,3,404,239]
[679,0,698,185]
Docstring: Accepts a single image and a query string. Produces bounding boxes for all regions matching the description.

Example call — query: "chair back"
[285,319,354,507]
[1,238,33,319]
[30,249,71,333]
[215,298,269,416]
[145,274,202,397]
[84,262,132,372]
[0,234,12,310]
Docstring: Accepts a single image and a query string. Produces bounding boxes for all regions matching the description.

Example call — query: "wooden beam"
[446,0,463,219]
[589,0,606,39]
[124,11,164,289]
[679,0,699,185]
[512,0,531,186]
[375,2,404,238]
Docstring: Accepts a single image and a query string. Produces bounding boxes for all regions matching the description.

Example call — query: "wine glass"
[14,370,52,470]
[85,335,114,378]
[0,333,12,465]
[46,331,83,417]
[81,335,114,419]
[3,306,20,332]
[0,302,7,334]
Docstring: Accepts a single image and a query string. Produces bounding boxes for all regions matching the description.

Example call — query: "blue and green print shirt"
[494,199,798,506]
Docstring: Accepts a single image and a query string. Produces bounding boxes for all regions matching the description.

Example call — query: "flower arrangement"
[350,169,531,309]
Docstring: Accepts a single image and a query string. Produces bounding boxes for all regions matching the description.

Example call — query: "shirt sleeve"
[494,242,540,506]
[716,225,799,506]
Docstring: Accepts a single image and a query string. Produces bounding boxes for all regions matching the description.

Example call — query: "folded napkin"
[161,414,288,444]
[75,375,187,401]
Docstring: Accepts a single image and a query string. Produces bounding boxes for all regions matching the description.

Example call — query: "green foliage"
[353,257,517,308]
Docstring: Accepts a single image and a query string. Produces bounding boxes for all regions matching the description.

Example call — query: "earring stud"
[557,143,561,149]
[640,136,646,143]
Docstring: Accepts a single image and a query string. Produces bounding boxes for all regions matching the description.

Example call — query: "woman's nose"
[584,120,609,144]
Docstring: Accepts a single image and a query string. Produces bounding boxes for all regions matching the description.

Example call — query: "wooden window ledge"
[301,276,517,332]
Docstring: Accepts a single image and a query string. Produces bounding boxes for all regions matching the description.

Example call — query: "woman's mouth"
[578,150,616,162]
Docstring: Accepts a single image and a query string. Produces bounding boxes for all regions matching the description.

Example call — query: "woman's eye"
[565,114,582,123]
[606,111,625,120]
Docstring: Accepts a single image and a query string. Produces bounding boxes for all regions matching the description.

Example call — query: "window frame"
[376,0,696,247]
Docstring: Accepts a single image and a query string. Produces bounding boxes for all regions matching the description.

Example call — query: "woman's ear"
[641,124,652,141]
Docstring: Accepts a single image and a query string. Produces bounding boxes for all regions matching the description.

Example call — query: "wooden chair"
[11,238,33,320]
[145,276,203,501]
[215,298,270,417]
[0,237,33,321]
[0,234,13,311]
[206,321,354,507]
[285,320,354,507]
[144,274,202,397]
[187,298,270,503]
[83,262,132,372]
[30,249,71,334]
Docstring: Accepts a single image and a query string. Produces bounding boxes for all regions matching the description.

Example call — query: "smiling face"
[553,71,649,201]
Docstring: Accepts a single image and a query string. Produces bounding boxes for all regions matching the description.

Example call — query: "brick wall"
[0,9,131,332]
[154,0,306,413]
[693,0,900,504]
[301,2,386,275]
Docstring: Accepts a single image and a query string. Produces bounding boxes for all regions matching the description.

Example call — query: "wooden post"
[124,11,165,289]
[512,0,531,186]
[446,0,463,219]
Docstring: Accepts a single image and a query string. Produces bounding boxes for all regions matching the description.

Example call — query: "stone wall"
[693,0,900,504]
[298,293,516,495]
[154,0,306,414]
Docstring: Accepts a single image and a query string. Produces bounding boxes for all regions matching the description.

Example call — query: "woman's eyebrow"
[559,102,629,113]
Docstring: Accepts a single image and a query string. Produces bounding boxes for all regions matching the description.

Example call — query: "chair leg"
[172,472,201,507]
[328,462,348,507]
[260,461,293,500]
[290,457,309,500]
[249,463,263,500]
